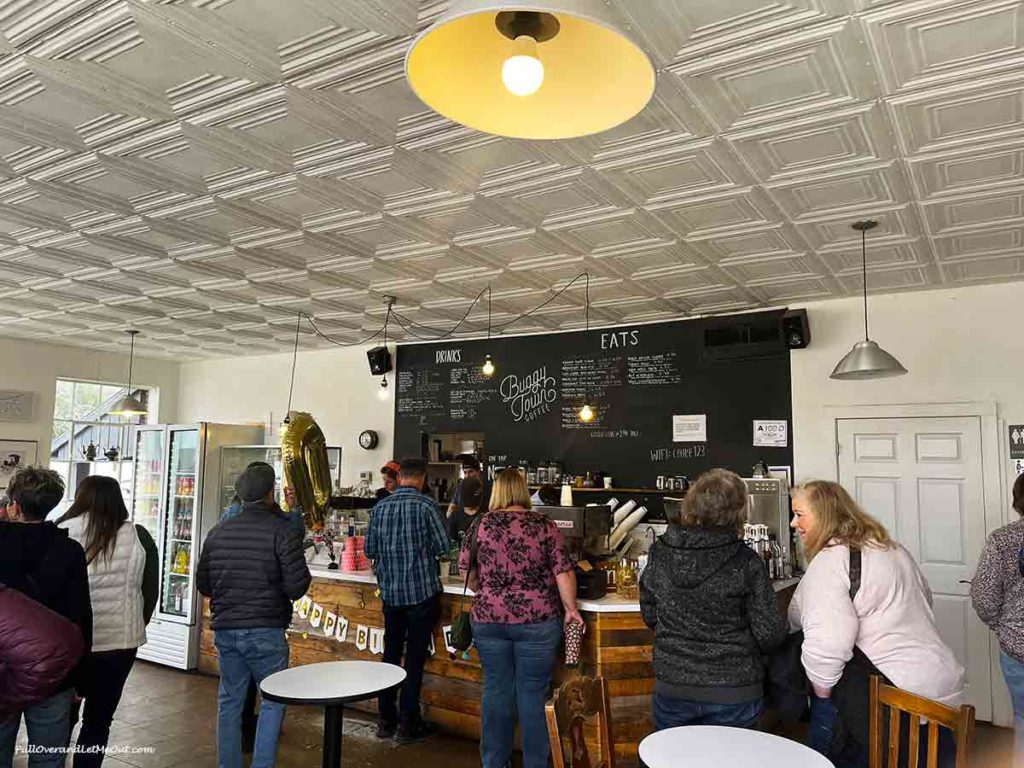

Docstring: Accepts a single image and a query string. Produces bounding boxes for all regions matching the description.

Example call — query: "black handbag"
[449,515,483,653]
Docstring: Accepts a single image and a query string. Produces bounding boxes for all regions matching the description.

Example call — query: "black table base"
[323,704,344,768]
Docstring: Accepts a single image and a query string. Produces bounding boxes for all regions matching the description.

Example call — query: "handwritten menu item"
[394,310,793,494]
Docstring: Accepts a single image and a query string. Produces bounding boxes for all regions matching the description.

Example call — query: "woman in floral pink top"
[459,468,583,768]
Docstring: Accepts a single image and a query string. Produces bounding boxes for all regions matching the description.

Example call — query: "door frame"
[823,401,1010,726]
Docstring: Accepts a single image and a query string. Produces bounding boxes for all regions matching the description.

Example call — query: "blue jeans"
[653,691,763,731]
[214,628,290,768]
[809,693,957,768]
[472,617,562,768]
[1001,651,1024,768]
[0,688,74,768]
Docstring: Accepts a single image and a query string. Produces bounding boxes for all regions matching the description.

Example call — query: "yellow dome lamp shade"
[405,0,656,140]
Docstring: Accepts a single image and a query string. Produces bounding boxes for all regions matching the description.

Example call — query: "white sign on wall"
[753,420,788,448]
[673,414,707,443]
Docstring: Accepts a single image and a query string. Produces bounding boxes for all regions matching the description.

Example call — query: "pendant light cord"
[125,332,135,394]
[861,227,869,342]
[585,272,590,332]
[286,312,300,419]
[487,286,492,341]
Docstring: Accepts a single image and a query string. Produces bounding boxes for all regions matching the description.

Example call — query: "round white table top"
[260,661,406,706]
[638,726,833,768]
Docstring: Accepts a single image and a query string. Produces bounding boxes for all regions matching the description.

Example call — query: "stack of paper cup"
[355,535,370,571]
[341,536,359,572]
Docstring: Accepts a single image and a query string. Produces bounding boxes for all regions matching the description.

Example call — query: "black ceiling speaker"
[367,346,392,375]
[781,309,811,349]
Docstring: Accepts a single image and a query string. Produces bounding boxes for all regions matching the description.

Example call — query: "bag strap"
[459,514,485,609]
[849,546,862,602]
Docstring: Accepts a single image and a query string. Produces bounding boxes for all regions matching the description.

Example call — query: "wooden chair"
[546,676,615,768]
[869,675,975,768]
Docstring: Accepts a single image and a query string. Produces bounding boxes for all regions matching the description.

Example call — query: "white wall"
[791,282,1024,488]
[0,335,180,457]
[176,344,395,487]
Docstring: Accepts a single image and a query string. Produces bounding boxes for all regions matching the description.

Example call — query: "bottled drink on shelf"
[173,544,189,574]
[173,583,184,614]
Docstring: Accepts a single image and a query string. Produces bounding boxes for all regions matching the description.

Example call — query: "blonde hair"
[489,468,532,511]
[796,480,894,559]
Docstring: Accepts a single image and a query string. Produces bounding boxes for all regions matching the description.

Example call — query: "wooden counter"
[199,568,799,767]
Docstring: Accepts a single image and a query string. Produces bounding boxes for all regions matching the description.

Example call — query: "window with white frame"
[49,379,154,519]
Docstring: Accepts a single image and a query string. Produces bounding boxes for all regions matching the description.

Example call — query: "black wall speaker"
[702,314,785,362]
[367,346,392,375]
[781,309,811,349]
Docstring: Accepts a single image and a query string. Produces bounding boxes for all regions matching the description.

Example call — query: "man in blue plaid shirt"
[365,457,449,743]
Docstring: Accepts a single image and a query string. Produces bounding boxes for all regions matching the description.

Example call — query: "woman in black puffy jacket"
[639,469,787,730]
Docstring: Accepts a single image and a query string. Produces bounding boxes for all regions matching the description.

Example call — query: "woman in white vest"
[58,476,157,768]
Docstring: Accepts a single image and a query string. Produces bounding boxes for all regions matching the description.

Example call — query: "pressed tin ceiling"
[0,0,1022,359]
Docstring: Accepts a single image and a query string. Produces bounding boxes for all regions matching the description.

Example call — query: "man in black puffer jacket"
[198,463,311,768]
[639,469,787,731]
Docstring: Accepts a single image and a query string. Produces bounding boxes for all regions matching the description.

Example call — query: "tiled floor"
[8,661,1016,767]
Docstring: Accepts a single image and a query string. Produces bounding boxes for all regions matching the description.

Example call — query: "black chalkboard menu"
[394,310,793,491]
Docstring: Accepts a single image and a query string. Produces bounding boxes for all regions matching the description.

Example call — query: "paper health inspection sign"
[753,420,788,448]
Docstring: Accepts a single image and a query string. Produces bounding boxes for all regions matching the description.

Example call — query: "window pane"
[51,421,71,460]
[101,385,123,403]
[72,383,102,420]
[53,380,73,421]
[47,460,71,520]
[72,423,101,459]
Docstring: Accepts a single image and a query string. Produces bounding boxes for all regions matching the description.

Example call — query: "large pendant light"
[405,1,656,140]
[830,221,908,381]
[109,330,147,417]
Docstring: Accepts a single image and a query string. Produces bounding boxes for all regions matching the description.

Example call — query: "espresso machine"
[535,505,612,598]
[743,477,793,571]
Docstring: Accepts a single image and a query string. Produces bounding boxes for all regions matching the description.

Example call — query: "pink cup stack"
[342,536,370,572]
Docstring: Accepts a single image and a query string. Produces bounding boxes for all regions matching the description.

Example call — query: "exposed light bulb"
[578,404,594,423]
[502,36,544,96]
[482,355,495,378]
[377,375,389,401]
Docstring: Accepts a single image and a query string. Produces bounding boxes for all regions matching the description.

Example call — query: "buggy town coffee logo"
[499,366,557,423]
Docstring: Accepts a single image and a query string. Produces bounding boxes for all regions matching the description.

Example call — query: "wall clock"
[358,430,379,450]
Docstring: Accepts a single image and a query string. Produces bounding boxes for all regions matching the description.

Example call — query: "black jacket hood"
[660,525,746,589]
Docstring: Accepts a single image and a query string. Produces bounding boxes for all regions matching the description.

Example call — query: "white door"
[837,416,992,721]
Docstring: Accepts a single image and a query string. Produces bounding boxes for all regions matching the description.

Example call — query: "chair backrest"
[545,676,615,768]
[869,675,975,768]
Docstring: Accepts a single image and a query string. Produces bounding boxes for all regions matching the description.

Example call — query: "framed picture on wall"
[0,440,37,493]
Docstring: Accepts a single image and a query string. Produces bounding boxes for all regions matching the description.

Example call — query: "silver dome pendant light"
[830,220,908,380]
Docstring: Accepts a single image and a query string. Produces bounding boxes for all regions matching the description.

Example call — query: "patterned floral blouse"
[458,507,574,625]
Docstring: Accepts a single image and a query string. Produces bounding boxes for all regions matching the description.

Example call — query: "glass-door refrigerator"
[132,422,264,669]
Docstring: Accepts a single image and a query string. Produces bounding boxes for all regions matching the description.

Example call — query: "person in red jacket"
[0,467,92,768]
[0,583,86,719]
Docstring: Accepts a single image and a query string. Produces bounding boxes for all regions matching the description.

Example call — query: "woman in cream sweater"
[788,480,963,767]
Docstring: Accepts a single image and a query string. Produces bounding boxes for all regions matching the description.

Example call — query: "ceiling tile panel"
[863,0,1024,93]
